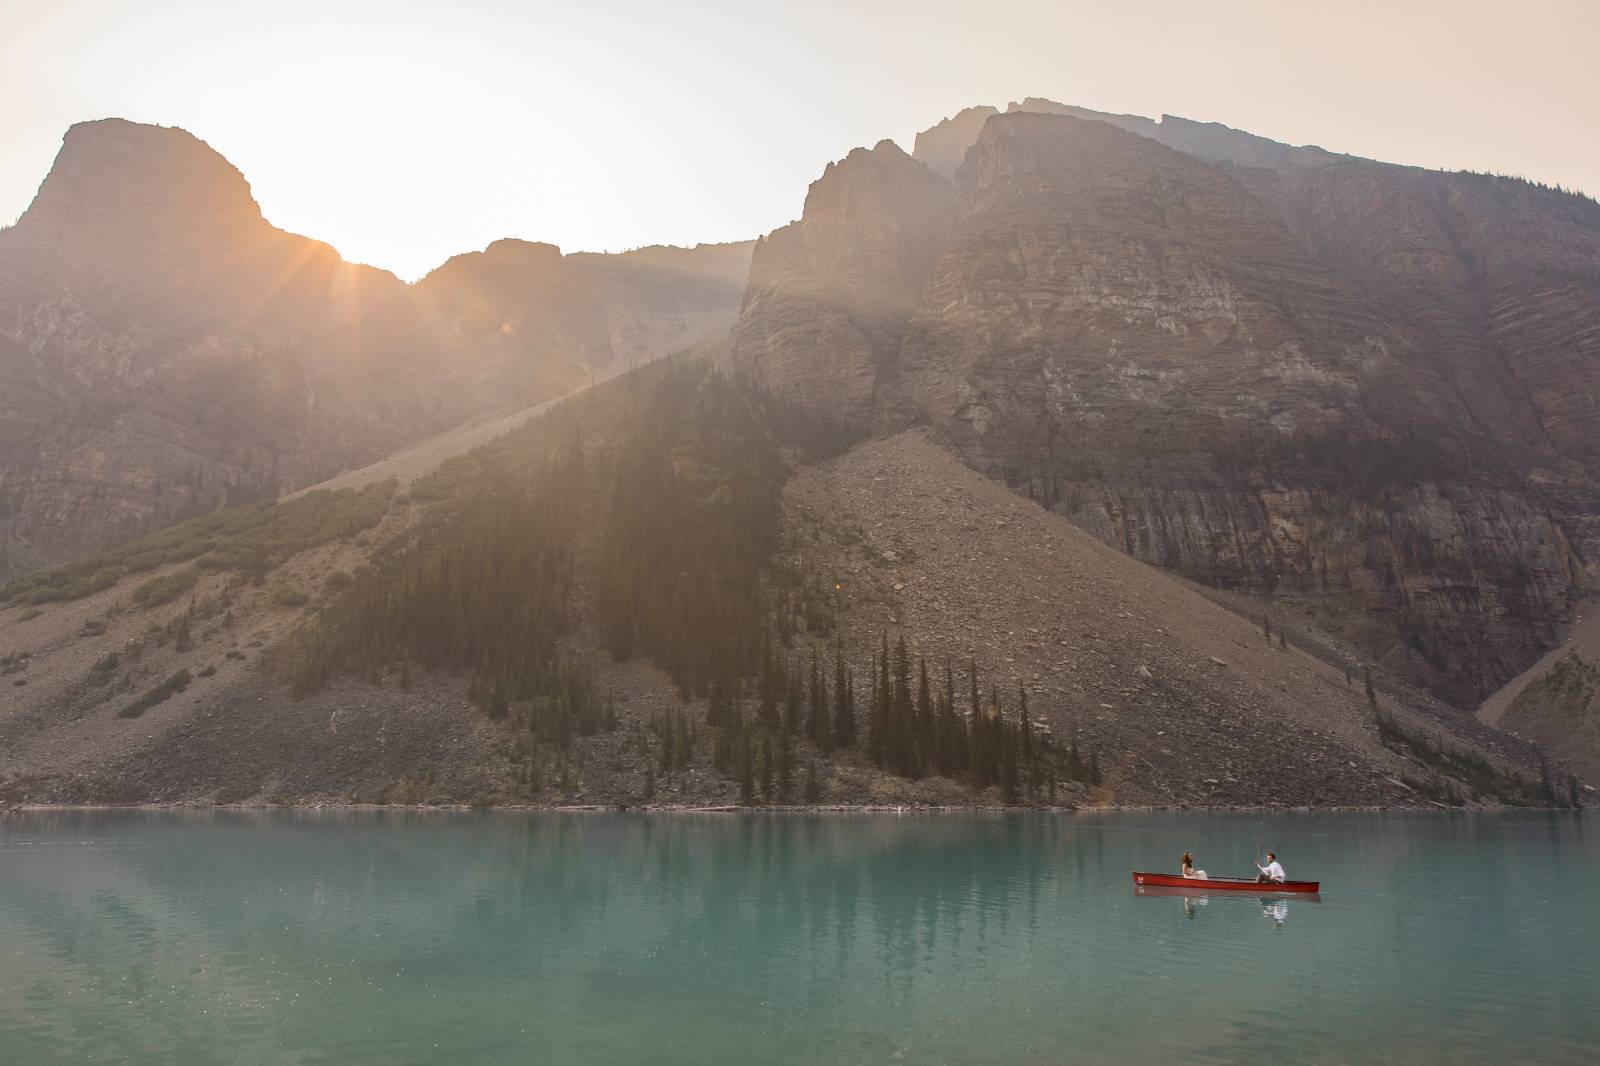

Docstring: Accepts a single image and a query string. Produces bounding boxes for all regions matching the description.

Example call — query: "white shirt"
[1262,860,1285,882]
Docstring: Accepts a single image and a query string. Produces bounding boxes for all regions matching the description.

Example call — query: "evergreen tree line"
[273,357,843,745]
[649,629,1102,805]
[854,633,1102,803]
[595,359,855,697]
[596,361,784,695]
[273,433,589,743]
[271,356,1103,802]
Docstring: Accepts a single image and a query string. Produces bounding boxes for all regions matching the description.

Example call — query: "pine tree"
[783,668,803,736]
[939,659,963,777]
[815,658,833,753]
[803,760,821,803]
[1364,666,1377,708]
[1018,684,1036,799]
[916,657,933,776]
[247,543,268,588]
[968,660,986,789]
[1001,742,1019,804]
[1088,749,1102,786]
[758,637,778,729]
[759,732,775,803]
[174,606,193,653]
[739,734,755,806]
[712,719,732,775]
[846,668,857,744]
[777,728,794,803]
[996,691,1017,803]
[643,764,655,802]
[808,647,826,747]
[487,681,509,722]
[833,647,856,749]
[892,636,916,777]
[867,644,889,767]
[707,676,729,728]
[677,711,691,766]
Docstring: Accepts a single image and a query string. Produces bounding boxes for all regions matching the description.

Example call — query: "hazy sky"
[3,0,1596,280]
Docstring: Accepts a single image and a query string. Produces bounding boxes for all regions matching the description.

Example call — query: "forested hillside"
[265,359,1082,805]
[4,356,1578,808]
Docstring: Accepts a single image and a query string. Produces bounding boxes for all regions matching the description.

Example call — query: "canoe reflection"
[1134,882,1322,922]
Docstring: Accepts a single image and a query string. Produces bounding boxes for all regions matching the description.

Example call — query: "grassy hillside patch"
[1515,651,1599,710]
[131,567,199,609]
[1504,652,1600,790]
[2,480,396,607]
[1374,707,1550,805]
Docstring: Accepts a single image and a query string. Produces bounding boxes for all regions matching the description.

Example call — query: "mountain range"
[735,98,1600,709]
[0,118,751,578]
[1,102,1595,805]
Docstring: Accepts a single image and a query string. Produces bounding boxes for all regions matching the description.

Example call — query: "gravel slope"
[782,430,1530,807]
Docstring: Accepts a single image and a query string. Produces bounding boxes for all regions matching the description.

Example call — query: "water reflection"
[0,811,1595,1066]
[1261,897,1289,928]
[1136,884,1321,924]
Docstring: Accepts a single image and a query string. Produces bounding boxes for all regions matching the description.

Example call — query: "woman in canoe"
[1180,852,1207,879]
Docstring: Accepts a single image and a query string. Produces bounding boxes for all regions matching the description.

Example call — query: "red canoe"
[1132,871,1321,893]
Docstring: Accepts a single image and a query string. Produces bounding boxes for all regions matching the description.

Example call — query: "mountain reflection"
[1,811,1594,1065]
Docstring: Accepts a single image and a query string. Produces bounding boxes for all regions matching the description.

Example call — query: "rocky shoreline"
[5,799,1558,814]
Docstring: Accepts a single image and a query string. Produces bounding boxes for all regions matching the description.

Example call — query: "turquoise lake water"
[1,810,1595,1064]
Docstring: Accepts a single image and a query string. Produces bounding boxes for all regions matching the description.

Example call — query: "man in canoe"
[1255,852,1286,884]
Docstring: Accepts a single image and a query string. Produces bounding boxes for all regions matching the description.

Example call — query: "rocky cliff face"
[737,104,1600,707]
[0,120,753,578]
[730,140,952,421]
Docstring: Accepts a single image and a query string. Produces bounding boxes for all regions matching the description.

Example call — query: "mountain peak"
[482,238,564,262]
[15,118,265,248]
[0,116,307,313]
[912,106,1000,177]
